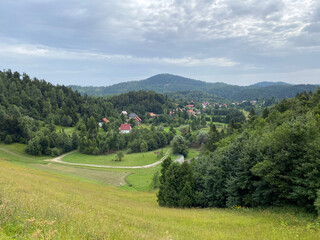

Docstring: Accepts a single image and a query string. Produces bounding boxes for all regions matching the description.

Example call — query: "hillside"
[107,90,174,115]
[250,81,290,87]
[158,90,320,212]
[1,150,319,239]
[70,74,319,101]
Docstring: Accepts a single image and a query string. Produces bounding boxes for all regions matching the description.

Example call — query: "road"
[45,149,170,169]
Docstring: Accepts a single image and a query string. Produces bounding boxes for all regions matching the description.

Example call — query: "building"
[188,109,196,117]
[149,112,157,117]
[121,111,128,116]
[202,102,209,108]
[119,124,131,134]
[135,116,142,125]
[99,118,110,127]
[128,113,138,119]
[129,113,141,125]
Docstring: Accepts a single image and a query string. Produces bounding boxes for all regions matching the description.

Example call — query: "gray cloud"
[0,0,319,85]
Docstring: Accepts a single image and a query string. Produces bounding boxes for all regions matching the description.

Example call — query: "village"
[97,99,261,134]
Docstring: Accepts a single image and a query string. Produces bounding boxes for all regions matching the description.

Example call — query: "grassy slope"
[0,143,160,191]
[55,126,77,135]
[1,159,319,239]
[63,147,170,166]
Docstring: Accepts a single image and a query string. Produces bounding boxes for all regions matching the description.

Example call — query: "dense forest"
[0,70,120,155]
[107,90,174,116]
[158,90,320,215]
[70,73,319,101]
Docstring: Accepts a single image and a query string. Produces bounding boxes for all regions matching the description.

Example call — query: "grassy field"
[136,124,180,134]
[0,143,161,191]
[204,122,228,132]
[241,109,250,119]
[187,148,201,159]
[55,126,77,135]
[0,159,319,239]
[169,148,200,161]
[63,147,169,166]
[0,143,53,164]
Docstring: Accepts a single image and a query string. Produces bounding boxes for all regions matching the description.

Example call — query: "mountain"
[70,74,220,95]
[70,74,319,101]
[251,81,290,87]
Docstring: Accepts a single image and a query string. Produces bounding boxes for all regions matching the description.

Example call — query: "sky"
[0,0,319,86]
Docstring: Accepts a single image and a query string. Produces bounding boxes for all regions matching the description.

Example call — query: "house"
[135,116,142,125]
[202,102,209,108]
[99,118,110,127]
[129,113,138,119]
[119,124,131,134]
[121,111,128,116]
[188,109,196,117]
[129,113,141,125]
[149,112,157,117]
[186,104,194,108]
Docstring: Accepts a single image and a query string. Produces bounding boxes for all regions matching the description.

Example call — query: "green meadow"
[63,147,170,166]
[55,126,77,135]
[0,144,319,239]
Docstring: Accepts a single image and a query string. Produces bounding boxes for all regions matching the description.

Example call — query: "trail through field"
[45,149,170,169]
[0,146,27,158]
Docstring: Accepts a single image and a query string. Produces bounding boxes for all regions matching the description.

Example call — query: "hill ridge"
[70,73,318,101]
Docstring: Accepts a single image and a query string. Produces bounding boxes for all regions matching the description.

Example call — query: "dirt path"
[0,147,26,158]
[45,149,170,169]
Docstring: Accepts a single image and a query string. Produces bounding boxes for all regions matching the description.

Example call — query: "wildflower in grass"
[32,229,42,238]
[27,217,35,223]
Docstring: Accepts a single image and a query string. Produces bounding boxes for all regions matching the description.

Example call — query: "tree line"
[158,90,320,215]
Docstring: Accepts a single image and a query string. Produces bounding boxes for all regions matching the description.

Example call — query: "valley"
[0,70,320,239]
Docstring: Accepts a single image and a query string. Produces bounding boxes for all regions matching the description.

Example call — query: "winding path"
[44,149,170,169]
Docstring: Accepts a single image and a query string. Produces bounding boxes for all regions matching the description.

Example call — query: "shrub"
[4,135,13,144]
[315,190,320,216]
[51,148,61,157]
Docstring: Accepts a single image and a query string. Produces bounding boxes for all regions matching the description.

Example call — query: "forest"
[158,89,320,215]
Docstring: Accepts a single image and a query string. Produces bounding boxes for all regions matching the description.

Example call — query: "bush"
[315,190,320,216]
[126,148,132,154]
[51,148,61,157]
[4,135,13,144]
[172,135,188,157]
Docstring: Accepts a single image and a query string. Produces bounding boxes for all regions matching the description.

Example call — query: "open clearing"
[0,143,161,191]
[1,158,319,239]
[62,147,170,167]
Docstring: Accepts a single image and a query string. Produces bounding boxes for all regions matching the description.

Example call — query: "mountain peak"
[251,81,291,87]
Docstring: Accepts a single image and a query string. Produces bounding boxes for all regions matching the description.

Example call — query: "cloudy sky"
[0,0,319,86]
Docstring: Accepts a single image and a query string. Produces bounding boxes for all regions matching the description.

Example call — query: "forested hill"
[107,91,174,116]
[0,70,122,150]
[0,70,119,127]
[250,81,289,87]
[70,74,318,101]
[158,89,320,213]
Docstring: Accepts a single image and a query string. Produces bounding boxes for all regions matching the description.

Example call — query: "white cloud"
[0,42,238,67]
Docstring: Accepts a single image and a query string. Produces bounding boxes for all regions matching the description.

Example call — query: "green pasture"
[0,159,319,240]
[63,147,170,166]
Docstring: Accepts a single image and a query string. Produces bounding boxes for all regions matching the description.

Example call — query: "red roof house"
[119,124,131,133]
[99,118,110,127]
[102,118,110,123]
